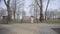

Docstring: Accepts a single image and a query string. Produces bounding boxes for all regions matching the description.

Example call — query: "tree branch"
[35,0,40,7]
[45,0,50,12]
[4,0,10,7]
[4,0,8,7]
[45,0,50,20]
[7,0,10,5]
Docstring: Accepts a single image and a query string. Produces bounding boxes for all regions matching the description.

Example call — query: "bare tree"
[45,0,50,20]
[22,10,26,19]
[21,0,25,23]
[14,0,25,23]
[0,8,4,19]
[35,0,44,22]
[16,8,20,20]
[34,0,40,19]
[11,0,16,20]
[29,4,34,16]
[40,0,44,22]
[29,0,40,23]
[4,0,11,22]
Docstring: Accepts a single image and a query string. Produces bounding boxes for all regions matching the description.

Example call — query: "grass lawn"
[0,19,60,24]
[43,20,60,24]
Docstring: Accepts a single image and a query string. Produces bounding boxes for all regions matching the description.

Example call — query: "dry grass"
[0,19,60,24]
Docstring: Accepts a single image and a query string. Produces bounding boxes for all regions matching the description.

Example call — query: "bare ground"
[0,23,60,34]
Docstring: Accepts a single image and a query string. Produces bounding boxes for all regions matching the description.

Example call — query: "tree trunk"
[45,0,50,20]
[40,0,44,22]
[14,11,15,20]
[7,7,12,22]
[14,0,16,20]
[4,0,11,22]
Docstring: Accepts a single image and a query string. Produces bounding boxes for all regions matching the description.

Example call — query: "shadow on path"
[52,28,60,34]
[0,26,10,34]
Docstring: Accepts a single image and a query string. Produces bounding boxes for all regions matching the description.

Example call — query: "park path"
[0,23,60,34]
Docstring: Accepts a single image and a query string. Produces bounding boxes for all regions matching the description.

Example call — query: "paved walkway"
[0,23,60,34]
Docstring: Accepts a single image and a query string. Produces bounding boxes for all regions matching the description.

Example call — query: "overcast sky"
[0,0,60,16]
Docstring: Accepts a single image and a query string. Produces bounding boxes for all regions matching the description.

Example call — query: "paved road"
[0,23,60,34]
